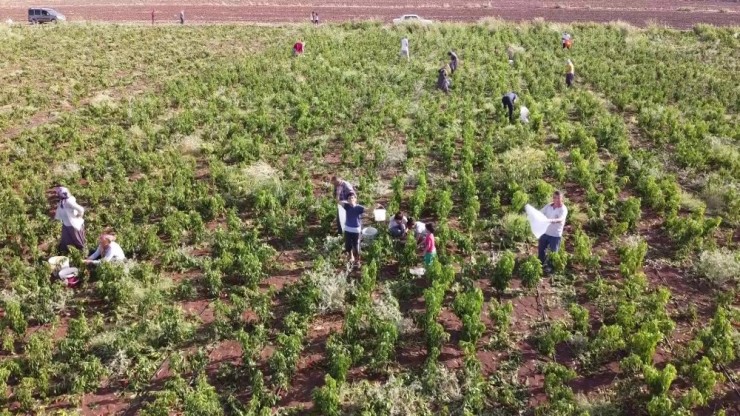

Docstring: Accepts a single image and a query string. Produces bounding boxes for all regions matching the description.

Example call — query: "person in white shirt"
[84,234,126,265]
[388,212,408,238]
[400,37,410,61]
[54,186,86,253]
[538,191,568,272]
[408,217,427,242]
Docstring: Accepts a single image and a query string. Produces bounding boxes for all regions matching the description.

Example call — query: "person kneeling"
[84,234,126,265]
[388,212,408,238]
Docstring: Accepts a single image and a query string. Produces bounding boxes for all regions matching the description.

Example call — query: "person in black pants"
[502,92,518,122]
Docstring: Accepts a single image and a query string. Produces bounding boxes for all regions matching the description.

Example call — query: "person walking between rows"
[437,68,450,94]
[538,191,568,274]
[565,59,575,88]
[448,51,459,74]
[501,92,518,123]
[400,37,410,61]
[340,193,365,267]
[54,186,86,254]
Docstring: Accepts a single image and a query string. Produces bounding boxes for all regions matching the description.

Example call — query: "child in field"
[422,223,436,267]
[340,193,365,266]
[408,217,427,242]
[400,37,410,60]
[388,212,408,238]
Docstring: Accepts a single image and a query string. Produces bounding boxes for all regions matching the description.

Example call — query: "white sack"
[525,204,549,239]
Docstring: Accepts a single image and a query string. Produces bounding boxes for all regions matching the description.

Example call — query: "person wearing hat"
[84,234,126,265]
[53,186,86,254]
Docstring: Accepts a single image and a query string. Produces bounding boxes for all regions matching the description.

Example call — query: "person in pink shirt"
[422,223,436,267]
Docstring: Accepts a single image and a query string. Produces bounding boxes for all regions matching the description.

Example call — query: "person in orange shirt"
[565,59,575,88]
[562,32,573,49]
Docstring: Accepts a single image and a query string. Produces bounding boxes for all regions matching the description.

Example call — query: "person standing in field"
[562,32,572,49]
[53,186,86,254]
[179,10,185,25]
[151,9,155,25]
[293,40,305,56]
[538,191,568,273]
[400,37,410,61]
[437,68,450,94]
[501,92,518,122]
[340,193,365,267]
[422,223,437,267]
[448,51,459,74]
[565,59,575,88]
[332,176,356,234]
[314,12,320,25]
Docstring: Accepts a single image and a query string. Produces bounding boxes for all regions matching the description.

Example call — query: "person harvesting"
[501,92,518,123]
[422,223,436,267]
[53,186,86,254]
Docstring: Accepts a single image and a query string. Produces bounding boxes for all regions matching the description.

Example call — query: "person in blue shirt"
[332,175,356,234]
[340,193,365,266]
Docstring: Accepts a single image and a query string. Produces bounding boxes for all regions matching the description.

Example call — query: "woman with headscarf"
[437,68,450,94]
[84,234,126,265]
[54,186,86,253]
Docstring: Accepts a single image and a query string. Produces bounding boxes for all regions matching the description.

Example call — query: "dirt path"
[1,0,739,28]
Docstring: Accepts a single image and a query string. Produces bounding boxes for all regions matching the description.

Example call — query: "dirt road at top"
[1,0,739,28]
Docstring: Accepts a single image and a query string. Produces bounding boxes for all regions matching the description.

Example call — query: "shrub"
[695,249,740,286]
[519,255,543,289]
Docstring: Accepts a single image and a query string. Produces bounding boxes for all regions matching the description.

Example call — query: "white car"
[393,14,433,25]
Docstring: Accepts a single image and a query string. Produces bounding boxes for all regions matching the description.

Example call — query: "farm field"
[1,0,740,28]
[1,20,739,416]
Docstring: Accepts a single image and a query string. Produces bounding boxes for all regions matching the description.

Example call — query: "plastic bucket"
[48,256,70,271]
[373,209,387,222]
[362,227,378,243]
[58,267,80,287]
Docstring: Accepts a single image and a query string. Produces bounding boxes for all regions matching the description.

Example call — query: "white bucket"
[362,227,378,243]
[373,209,387,222]
[59,267,79,279]
[49,256,70,271]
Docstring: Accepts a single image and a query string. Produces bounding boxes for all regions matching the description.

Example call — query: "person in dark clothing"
[448,51,459,74]
[179,10,184,24]
[502,92,518,122]
[437,68,450,94]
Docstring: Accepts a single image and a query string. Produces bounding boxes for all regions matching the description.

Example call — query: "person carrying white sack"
[53,185,86,254]
[84,234,126,265]
[535,190,568,273]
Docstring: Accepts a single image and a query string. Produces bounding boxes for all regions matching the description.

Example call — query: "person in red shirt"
[293,40,305,56]
[422,223,436,267]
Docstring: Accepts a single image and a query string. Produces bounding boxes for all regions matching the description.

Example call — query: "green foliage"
[490,251,516,296]
[519,255,543,290]
[698,307,737,366]
[313,375,341,416]
[452,287,485,343]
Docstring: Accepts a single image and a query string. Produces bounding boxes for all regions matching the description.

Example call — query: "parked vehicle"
[392,14,433,25]
[28,8,66,24]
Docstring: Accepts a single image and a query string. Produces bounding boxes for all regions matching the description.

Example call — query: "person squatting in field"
[538,191,568,274]
[54,186,86,254]
[400,37,410,61]
[332,176,356,234]
[293,40,305,56]
[565,59,575,88]
[340,193,365,266]
[84,234,126,265]
[437,68,451,93]
[562,32,573,49]
[501,92,518,122]
[448,51,459,74]
[388,211,408,238]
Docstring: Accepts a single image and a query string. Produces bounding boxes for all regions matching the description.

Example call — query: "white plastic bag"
[525,204,549,239]
[520,106,530,123]
[338,204,346,232]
